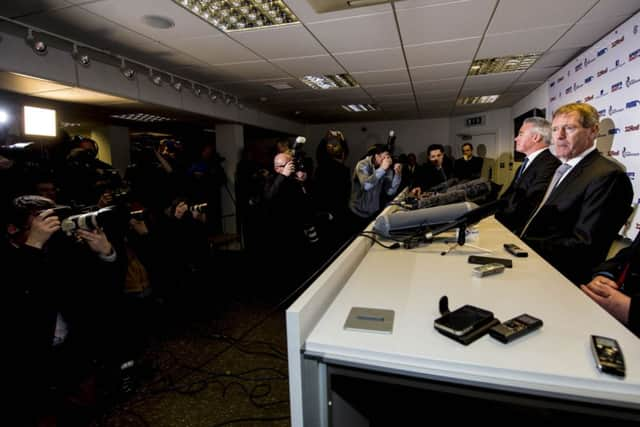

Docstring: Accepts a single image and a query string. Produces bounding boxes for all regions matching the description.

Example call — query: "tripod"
[440,222,492,256]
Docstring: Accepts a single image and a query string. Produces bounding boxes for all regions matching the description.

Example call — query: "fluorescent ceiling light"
[24,106,56,136]
[173,0,298,32]
[111,113,174,122]
[468,53,541,76]
[457,95,499,105]
[0,110,8,124]
[266,82,294,90]
[301,74,358,90]
[341,104,378,112]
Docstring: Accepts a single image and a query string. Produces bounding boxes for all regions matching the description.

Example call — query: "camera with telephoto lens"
[291,136,307,172]
[189,203,207,214]
[57,206,116,236]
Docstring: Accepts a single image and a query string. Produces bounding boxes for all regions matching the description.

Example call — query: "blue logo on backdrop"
[634,24,638,35]
[622,147,640,158]
[565,86,573,94]
[612,81,624,92]
[575,63,583,72]
[550,81,555,88]
[585,75,594,84]
[597,47,608,56]
[598,109,607,116]
[626,100,640,108]
[597,88,609,98]
[627,172,635,181]
[611,59,626,71]
[630,48,640,61]
[609,128,621,134]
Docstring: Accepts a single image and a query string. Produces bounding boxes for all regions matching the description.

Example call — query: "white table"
[287,216,640,426]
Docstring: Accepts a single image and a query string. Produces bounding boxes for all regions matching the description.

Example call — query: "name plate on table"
[344,307,395,334]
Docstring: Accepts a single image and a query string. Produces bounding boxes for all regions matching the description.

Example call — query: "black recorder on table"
[591,335,625,377]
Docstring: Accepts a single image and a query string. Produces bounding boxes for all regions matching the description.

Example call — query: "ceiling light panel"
[301,74,359,90]
[173,0,298,32]
[341,104,378,112]
[111,113,174,122]
[457,95,499,105]
[468,53,541,76]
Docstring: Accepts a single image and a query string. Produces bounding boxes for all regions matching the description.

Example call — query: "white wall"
[512,84,548,119]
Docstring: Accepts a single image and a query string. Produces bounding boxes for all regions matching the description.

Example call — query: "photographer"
[4,195,125,426]
[349,144,402,232]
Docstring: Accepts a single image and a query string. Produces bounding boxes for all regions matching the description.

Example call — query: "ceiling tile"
[335,48,405,73]
[410,61,471,82]
[463,71,524,91]
[286,0,391,24]
[0,0,70,17]
[208,61,289,82]
[531,48,582,68]
[363,82,412,96]
[397,0,496,45]
[351,68,410,85]
[552,13,635,50]
[271,55,344,77]
[487,0,598,34]
[229,24,326,59]
[519,67,560,82]
[405,37,481,68]
[477,25,570,58]
[164,35,261,65]
[307,12,400,53]
[581,0,640,21]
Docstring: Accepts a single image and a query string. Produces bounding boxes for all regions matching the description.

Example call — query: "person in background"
[495,117,560,235]
[453,143,483,181]
[412,144,453,195]
[349,144,402,231]
[582,234,640,337]
[521,103,633,285]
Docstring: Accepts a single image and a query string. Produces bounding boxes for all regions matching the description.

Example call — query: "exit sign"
[465,116,484,127]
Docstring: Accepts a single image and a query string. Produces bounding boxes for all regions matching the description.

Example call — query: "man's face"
[551,111,598,160]
[374,151,391,167]
[462,145,472,158]
[515,122,539,155]
[428,149,444,167]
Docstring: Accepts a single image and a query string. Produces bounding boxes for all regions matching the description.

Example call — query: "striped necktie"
[515,157,529,181]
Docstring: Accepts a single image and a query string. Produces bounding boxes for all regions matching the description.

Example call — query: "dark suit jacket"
[414,159,454,192]
[495,149,560,235]
[454,156,483,181]
[523,150,633,285]
[593,235,640,337]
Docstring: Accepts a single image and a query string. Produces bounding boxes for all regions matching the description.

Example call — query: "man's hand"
[393,163,402,175]
[129,218,149,235]
[295,170,307,182]
[281,161,296,177]
[98,190,114,208]
[25,209,60,249]
[381,156,393,171]
[76,228,113,256]
[580,275,630,325]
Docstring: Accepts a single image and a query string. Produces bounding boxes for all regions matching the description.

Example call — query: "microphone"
[416,178,492,209]
[374,202,477,237]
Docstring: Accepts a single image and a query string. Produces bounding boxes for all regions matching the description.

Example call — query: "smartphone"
[591,335,625,377]
[468,255,513,268]
[434,305,494,336]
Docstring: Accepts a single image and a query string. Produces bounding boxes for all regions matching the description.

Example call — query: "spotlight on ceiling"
[224,95,233,105]
[149,68,162,86]
[208,89,218,102]
[71,44,90,67]
[120,58,135,80]
[26,29,47,56]
[170,75,182,91]
[191,82,202,97]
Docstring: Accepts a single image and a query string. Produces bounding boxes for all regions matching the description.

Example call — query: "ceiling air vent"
[306,0,394,13]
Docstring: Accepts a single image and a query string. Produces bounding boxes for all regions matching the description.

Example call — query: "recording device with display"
[489,314,542,343]
[472,263,505,277]
[591,335,625,377]
[504,243,528,257]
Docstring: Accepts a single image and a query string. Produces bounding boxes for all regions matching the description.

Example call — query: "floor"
[90,248,300,427]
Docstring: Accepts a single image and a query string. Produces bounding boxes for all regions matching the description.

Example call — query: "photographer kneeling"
[4,195,126,426]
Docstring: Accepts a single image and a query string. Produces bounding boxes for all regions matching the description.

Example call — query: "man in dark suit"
[454,143,483,181]
[582,235,640,337]
[521,103,633,285]
[495,117,560,235]
[411,144,454,194]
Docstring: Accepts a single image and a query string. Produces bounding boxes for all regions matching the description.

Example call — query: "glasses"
[551,125,583,134]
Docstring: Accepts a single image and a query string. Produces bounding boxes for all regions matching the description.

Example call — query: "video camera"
[291,136,307,172]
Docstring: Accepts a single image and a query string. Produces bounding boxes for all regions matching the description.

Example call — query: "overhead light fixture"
[457,95,500,105]
[111,112,174,122]
[468,53,541,76]
[224,94,233,105]
[341,104,378,112]
[120,57,136,80]
[149,68,163,86]
[301,74,359,90]
[0,110,9,124]
[191,82,202,96]
[172,0,298,32]
[142,15,175,29]
[26,28,47,56]
[208,89,218,102]
[24,106,56,136]
[71,44,90,67]
[265,82,293,90]
[170,75,182,91]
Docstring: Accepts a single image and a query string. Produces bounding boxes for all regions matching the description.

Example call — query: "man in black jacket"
[453,143,483,181]
[521,103,633,285]
[582,235,640,337]
[495,117,560,235]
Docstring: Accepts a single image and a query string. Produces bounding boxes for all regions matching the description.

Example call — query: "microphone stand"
[439,221,492,255]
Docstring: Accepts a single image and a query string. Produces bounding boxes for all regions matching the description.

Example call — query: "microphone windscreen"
[374,202,478,236]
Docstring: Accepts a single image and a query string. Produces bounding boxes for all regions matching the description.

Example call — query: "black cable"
[357,232,400,249]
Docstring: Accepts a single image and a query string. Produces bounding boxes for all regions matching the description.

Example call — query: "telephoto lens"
[189,203,208,214]
[61,206,114,235]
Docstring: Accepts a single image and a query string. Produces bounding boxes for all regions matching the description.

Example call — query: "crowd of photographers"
[2,132,219,426]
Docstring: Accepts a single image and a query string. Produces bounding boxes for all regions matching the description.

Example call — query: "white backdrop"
[547,11,640,239]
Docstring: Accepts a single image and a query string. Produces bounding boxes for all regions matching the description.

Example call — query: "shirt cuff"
[98,248,117,262]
